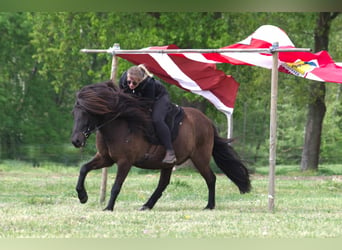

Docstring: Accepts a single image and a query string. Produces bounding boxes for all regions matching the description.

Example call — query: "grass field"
[0,160,341,238]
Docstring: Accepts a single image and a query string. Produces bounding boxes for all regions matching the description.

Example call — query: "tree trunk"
[300,82,326,171]
[300,12,339,171]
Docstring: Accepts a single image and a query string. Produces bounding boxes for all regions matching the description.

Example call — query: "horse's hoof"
[78,194,88,204]
[76,188,88,204]
[103,207,113,212]
[139,205,151,211]
[203,205,215,210]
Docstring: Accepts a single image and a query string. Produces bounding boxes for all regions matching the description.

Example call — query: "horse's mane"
[76,80,152,132]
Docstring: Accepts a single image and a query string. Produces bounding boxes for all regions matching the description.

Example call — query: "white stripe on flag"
[149,53,202,91]
[221,52,274,69]
[305,72,324,82]
[238,25,295,47]
[183,53,218,64]
[149,53,234,115]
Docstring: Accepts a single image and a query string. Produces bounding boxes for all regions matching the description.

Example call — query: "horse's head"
[71,81,120,148]
[71,101,99,148]
[71,80,153,148]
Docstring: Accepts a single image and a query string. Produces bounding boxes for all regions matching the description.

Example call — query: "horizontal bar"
[80,47,312,55]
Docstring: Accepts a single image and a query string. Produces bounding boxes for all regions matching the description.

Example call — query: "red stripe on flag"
[117,45,239,113]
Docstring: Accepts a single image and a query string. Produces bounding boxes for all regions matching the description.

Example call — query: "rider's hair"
[127,64,153,83]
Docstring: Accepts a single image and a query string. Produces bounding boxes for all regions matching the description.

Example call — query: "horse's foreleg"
[103,162,132,211]
[76,153,113,204]
[140,167,173,210]
[76,164,90,204]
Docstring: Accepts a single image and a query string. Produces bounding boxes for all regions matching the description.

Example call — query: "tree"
[1,12,341,165]
[300,12,340,171]
[0,13,35,158]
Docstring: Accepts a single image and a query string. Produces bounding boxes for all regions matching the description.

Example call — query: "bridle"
[74,101,121,139]
[82,111,122,139]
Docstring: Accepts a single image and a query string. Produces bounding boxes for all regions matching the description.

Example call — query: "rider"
[119,64,177,164]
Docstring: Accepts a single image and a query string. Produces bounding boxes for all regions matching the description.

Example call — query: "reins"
[78,83,146,139]
[82,111,121,138]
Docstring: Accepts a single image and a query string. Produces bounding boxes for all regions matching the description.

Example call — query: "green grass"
[255,164,342,176]
[0,161,341,238]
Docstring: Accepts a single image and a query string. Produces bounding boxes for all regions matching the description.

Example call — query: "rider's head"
[126,65,152,90]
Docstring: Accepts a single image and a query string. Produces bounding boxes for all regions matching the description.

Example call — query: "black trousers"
[151,95,173,150]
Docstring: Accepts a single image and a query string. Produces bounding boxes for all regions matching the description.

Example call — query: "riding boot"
[162,149,177,164]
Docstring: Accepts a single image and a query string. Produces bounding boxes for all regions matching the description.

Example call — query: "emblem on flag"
[281,60,319,77]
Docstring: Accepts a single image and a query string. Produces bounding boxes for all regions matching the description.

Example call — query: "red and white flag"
[117,25,342,116]
[117,45,239,116]
[167,25,342,83]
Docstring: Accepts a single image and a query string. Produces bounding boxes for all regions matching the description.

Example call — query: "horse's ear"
[105,80,119,91]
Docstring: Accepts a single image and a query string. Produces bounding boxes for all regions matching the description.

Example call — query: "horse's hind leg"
[191,157,216,209]
[140,168,173,210]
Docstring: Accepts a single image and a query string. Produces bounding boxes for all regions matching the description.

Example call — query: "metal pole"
[81,47,311,54]
[99,43,120,204]
[268,42,279,212]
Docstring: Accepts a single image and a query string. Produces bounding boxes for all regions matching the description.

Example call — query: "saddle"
[145,103,184,145]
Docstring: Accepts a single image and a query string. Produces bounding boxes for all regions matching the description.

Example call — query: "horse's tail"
[212,129,251,194]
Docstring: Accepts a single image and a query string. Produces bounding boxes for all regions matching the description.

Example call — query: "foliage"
[0,12,341,168]
[0,13,36,158]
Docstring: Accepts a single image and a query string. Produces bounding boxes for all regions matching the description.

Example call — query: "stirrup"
[162,151,177,164]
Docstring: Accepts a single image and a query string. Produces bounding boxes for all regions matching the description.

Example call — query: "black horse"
[71,81,251,211]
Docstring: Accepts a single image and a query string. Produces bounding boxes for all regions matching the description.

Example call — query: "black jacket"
[119,71,168,101]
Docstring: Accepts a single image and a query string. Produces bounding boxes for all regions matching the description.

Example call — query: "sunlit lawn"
[0,161,341,238]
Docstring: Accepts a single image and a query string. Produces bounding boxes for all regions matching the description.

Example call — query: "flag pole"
[268,42,279,212]
[99,43,120,204]
[226,113,233,139]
